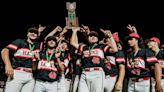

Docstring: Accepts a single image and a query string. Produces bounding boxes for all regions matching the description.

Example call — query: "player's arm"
[70,27,80,49]
[1,48,14,77]
[154,63,162,92]
[44,26,62,40]
[105,30,118,53]
[56,58,65,73]
[114,51,125,91]
[114,64,125,91]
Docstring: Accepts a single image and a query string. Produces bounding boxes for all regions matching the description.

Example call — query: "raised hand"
[127,24,137,33]
[38,24,46,33]
[81,24,90,34]
[54,26,62,32]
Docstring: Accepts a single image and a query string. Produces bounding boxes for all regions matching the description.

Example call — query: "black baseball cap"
[27,27,39,35]
[46,36,57,42]
[88,31,99,37]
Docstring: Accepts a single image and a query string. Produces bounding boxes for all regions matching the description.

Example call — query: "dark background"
[0,0,163,53]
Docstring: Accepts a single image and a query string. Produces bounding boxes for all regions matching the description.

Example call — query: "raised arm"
[127,24,138,34]
[70,27,80,49]
[101,29,118,53]
[38,24,46,37]
[44,26,62,40]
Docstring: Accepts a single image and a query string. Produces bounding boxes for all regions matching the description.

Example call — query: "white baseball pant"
[78,67,105,92]
[4,69,35,92]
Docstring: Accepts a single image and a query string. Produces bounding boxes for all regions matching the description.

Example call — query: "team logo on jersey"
[49,71,57,79]
[92,57,100,64]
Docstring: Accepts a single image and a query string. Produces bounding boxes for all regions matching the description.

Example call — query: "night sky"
[0,0,163,50]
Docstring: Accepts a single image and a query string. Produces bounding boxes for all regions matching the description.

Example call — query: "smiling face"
[88,35,98,44]
[147,40,156,49]
[47,39,56,49]
[60,41,69,52]
[27,30,39,41]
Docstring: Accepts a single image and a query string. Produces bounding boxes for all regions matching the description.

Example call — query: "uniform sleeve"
[6,39,22,52]
[115,50,125,65]
[145,49,158,67]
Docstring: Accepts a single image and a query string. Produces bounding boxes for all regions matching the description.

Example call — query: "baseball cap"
[27,27,39,35]
[88,31,99,37]
[46,36,57,42]
[149,37,160,44]
[125,33,140,40]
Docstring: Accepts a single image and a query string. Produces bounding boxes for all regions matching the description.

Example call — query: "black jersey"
[156,50,164,78]
[35,51,61,82]
[104,50,125,76]
[79,44,109,69]
[6,39,41,68]
[126,48,158,78]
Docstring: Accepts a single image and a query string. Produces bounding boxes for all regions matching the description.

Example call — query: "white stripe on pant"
[78,69,105,92]
[4,70,35,92]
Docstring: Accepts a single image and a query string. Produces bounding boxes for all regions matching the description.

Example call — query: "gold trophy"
[66,2,79,28]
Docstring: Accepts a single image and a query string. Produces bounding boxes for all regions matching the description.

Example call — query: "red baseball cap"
[149,37,160,44]
[112,32,119,42]
[125,33,140,40]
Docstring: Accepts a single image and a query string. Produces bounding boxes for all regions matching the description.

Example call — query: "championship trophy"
[66,2,79,28]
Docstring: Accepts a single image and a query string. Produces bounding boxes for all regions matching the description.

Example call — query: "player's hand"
[127,24,137,33]
[55,47,61,58]
[38,24,46,33]
[34,52,40,61]
[54,26,62,32]
[5,64,14,78]
[105,30,113,38]
[114,82,123,91]
[155,83,163,92]
[81,24,90,34]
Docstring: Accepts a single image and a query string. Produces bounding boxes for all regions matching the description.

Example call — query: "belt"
[84,67,103,72]
[15,67,32,73]
[130,77,150,82]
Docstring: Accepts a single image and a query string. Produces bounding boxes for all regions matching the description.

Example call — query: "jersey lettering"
[38,60,57,71]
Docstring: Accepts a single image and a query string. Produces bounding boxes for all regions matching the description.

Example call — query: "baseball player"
[1,27,43,92]
[71,48,83,92]
[147,37,164,92]
[70,27,118,92]
[103,32,125,92]
[57,39,72,92]
[33,36,65,92]
[125,32,162,92]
